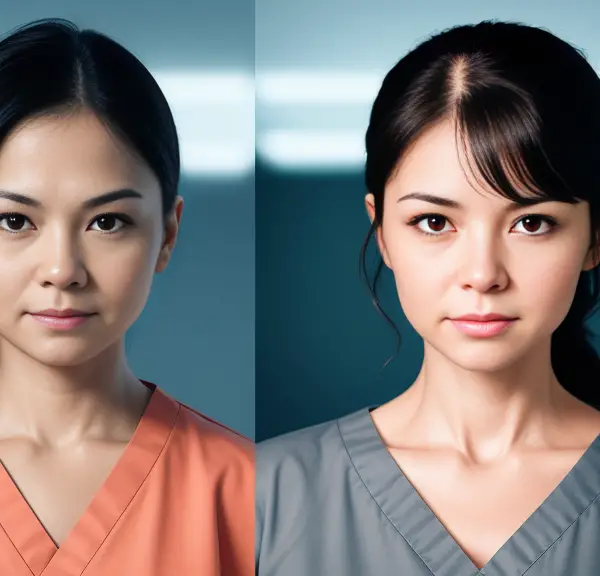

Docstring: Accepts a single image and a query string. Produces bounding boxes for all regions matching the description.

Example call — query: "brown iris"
[96,215,117,231]
[6,215,26,231]
[427,215,446,232]
[520,216,543,233]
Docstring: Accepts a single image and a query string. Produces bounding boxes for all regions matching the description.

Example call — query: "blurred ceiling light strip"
[152,71,255,177]
[258,129,365,170]
[182,143,254,174]
[256,72,383,104]
[153,71,254,104]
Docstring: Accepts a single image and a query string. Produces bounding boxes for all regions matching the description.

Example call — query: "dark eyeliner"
[407,212,446,226]
[89,212,134,228]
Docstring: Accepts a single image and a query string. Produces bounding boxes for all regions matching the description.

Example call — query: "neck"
[0,339,149,447]
[393,338,583,461]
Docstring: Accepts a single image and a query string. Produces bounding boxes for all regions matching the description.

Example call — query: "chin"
[432,340,530,373]
[28,344,106,367]
[3,334,115,368]
[449,354,519,374]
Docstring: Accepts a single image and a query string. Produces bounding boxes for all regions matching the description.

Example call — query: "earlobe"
[377,228,392,269]
[364,193,391,269]
[155,229,177,274]
[583,250,600,272]
[365,193,376,224]
[155,196,183,274]
[154,247,170,274]
[583,237,600,272]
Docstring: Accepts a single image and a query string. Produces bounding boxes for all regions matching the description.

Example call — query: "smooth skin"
[0,108,182,546]
[365,120,600,569]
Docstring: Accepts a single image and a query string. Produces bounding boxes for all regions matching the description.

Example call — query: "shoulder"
[145,380,254,479]
[257,406,374,477]
[149,390,254,572]
[255,410,369,564]
[255,411,360,516]
[257,417,343,475]
[173,400,254,474]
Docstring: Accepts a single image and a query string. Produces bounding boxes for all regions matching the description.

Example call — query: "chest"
[0,441,125,546]
[388,448,581,569]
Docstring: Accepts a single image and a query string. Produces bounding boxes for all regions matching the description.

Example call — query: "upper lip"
[31,309,93,317]
[451,313,517,322]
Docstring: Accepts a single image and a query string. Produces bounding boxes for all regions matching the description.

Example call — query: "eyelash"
[407,213,559,237]
[0,212,134,235]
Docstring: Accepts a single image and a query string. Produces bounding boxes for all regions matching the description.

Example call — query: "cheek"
[91,238,159,312]
[382,229,443,325]
[517,250,584,328]
[0,250,36,301]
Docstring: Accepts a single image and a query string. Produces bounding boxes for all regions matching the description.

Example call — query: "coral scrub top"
[0,381,254,575]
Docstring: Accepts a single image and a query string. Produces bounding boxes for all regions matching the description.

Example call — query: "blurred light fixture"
[256,71,382,170]
[257,129,365,170]
[153,71,255,177]
[256,72,382,104]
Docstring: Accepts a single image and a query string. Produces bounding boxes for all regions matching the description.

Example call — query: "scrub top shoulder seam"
[335,416,436,576]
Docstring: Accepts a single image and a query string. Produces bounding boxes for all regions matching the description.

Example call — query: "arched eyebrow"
[0,188,143,209]
[397,191,554,210]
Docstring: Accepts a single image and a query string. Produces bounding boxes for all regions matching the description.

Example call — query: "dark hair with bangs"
[361,20,600,408]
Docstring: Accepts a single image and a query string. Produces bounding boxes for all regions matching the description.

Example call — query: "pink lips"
[449,313,517,338]
[29,309,95,331]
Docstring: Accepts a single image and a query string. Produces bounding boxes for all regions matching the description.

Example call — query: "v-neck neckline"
[0,381,180,576]
[338,407,600,576]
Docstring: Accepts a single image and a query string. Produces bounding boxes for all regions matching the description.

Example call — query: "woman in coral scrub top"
[0,18,253,576]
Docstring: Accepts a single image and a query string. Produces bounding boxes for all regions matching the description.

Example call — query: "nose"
[35,227,88,289]
[457,228,509,293]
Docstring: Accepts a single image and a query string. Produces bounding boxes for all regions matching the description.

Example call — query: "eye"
[512,215,557,236]
[88,213,131,233]
[408,213,455,236]
[0,213,34,233]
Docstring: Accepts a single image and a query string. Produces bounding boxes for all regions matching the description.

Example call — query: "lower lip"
[450,319,516,337]
[30,314,94,331]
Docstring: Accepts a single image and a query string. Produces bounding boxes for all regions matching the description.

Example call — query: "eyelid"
[88,212,133,225]
[407,212,453,225]
[87,212,134,233]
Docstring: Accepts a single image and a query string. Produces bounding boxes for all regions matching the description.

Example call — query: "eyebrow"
[0,188,143,209]
[396,191,554,210]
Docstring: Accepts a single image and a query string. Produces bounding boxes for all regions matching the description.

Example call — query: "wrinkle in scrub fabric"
[256,408,600,575]
[0,381,254,576]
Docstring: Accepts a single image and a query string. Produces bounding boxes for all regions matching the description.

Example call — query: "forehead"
[389,121,501,203]
[0,110,160,202]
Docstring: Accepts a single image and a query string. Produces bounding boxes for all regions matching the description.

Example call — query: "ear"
[583,230,600,272]
[364,193,391,268]
[155,195,184,274]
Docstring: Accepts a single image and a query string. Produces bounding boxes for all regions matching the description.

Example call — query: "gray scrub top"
[256,407,600,575]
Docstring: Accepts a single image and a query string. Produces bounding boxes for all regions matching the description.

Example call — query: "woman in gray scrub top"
[256,20,600,576]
